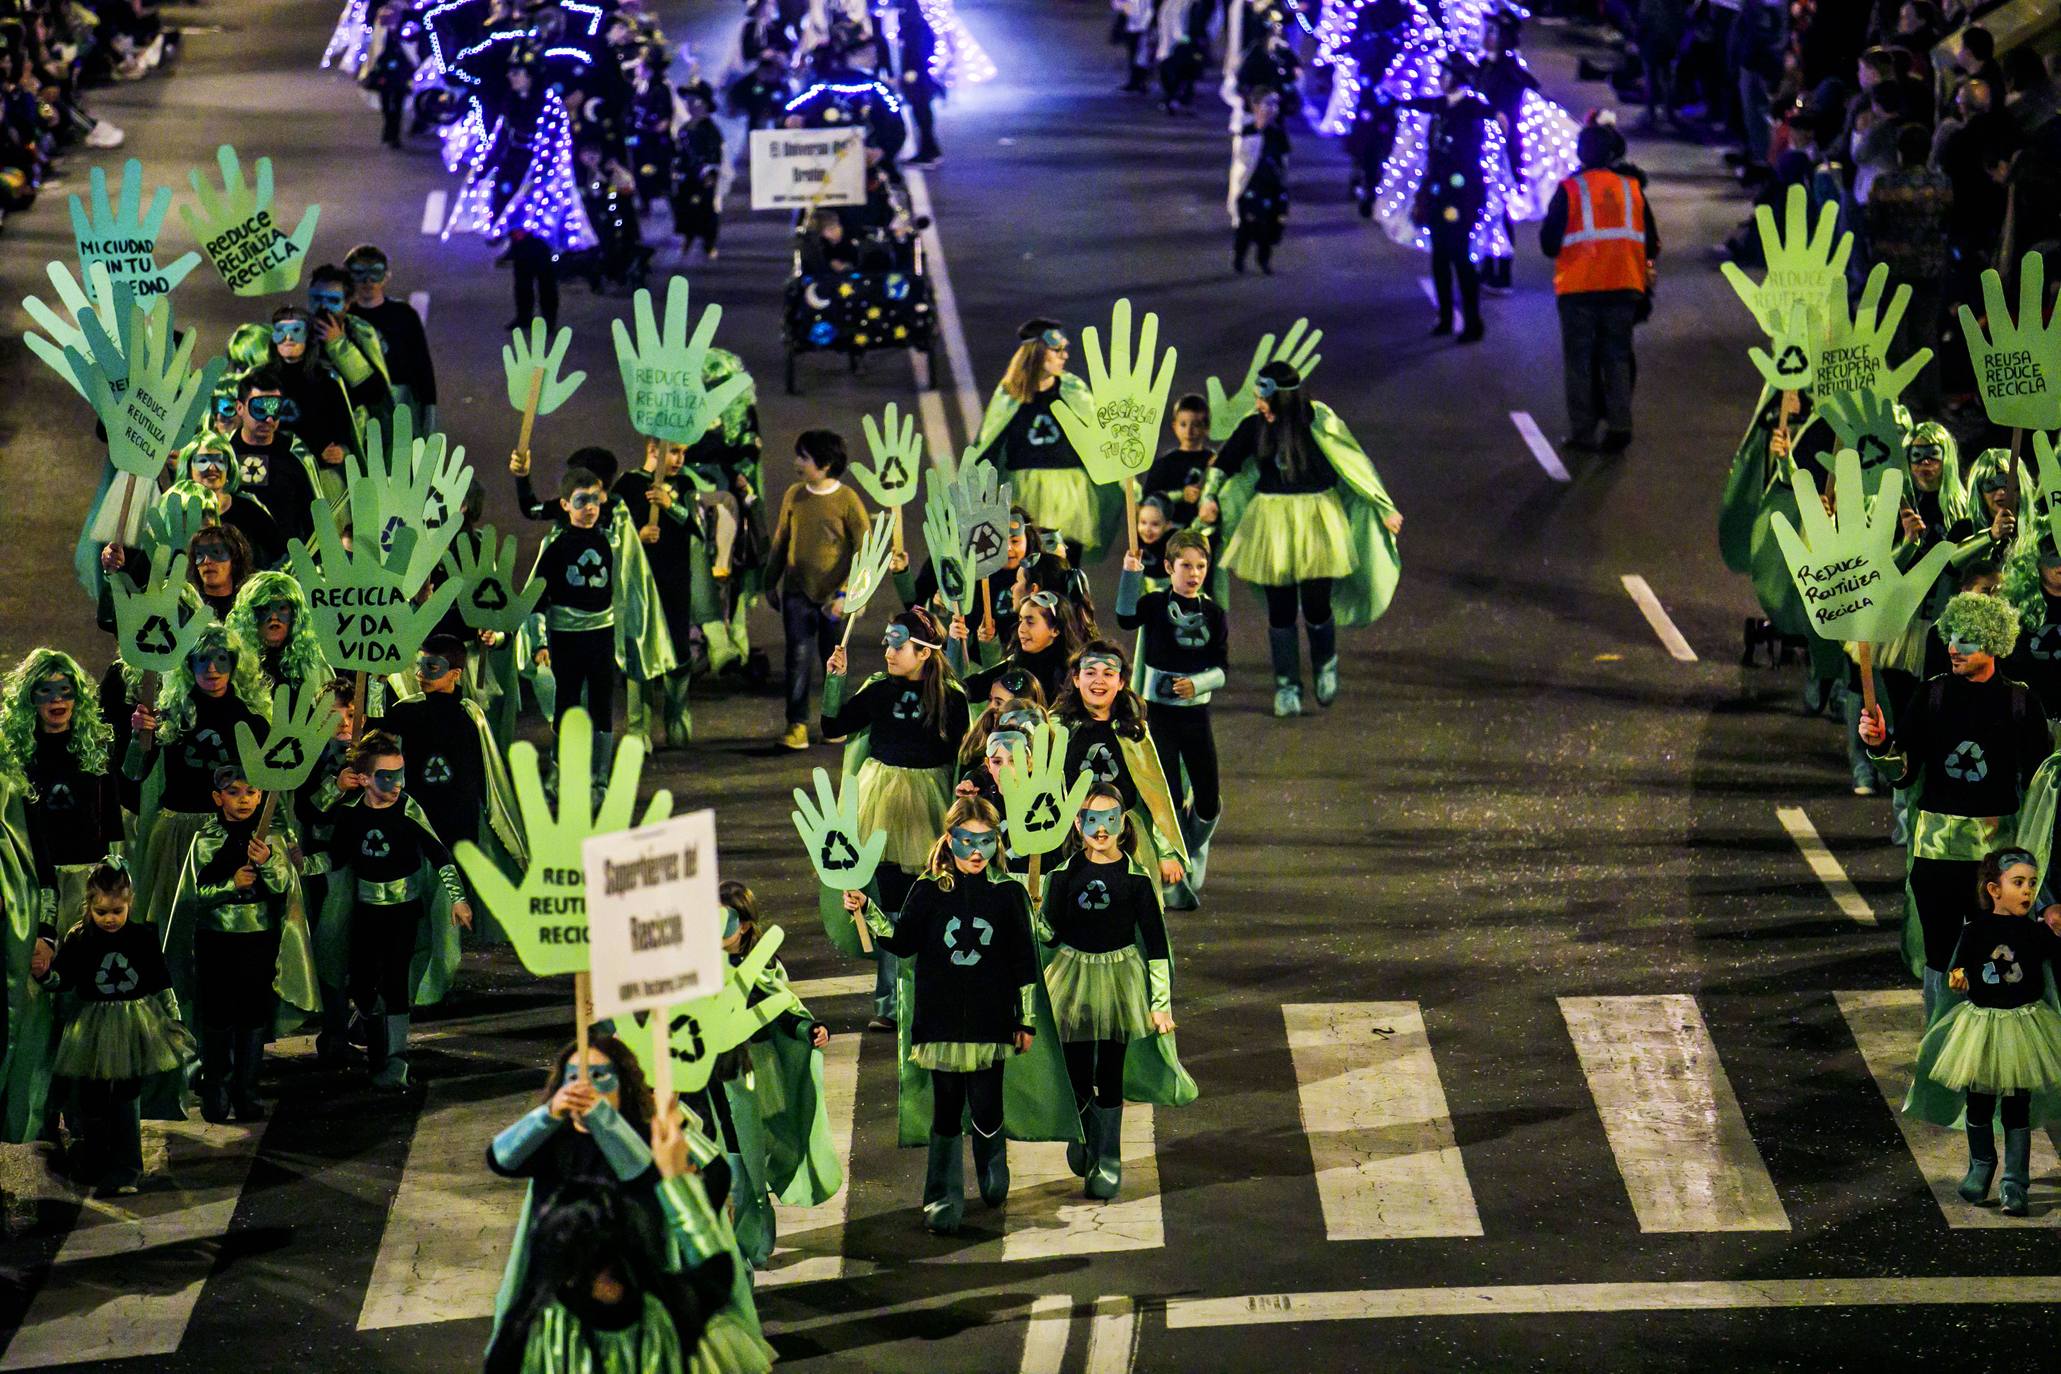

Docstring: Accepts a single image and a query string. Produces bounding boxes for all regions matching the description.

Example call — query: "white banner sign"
[749,127,865,210]
[582,809,724,1020]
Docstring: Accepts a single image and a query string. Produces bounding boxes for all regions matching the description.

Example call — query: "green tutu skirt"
[911,1040,1010,1072]
[1220,489,1355,586]
[1012,468,1101,549]
[136,808,211,932]
[52,992,196,1080]
[1044,944,1151,1042]
[691,1312,778,1374]
[856,758,949,871]
[1915,1000,2061,1093]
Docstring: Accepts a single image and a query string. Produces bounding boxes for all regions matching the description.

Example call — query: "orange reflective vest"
[1552,169,1649,296]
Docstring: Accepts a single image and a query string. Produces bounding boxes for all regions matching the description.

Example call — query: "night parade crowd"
[2,1,2061,1371]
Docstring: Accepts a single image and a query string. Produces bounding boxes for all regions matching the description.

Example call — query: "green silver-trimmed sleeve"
[1146,958,1172,1015]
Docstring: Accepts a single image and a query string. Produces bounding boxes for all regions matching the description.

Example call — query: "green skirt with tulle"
[1916,999,2061,1094]
[855,758,949,872]
[52,992,196,1080]
[1044,944,1150,1042]
[911,1040,1009,1072]
[1013,468,1101,549]
[1219,489,1355,586]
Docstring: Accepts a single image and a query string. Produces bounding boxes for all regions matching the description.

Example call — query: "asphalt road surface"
[2,1,2052,1371]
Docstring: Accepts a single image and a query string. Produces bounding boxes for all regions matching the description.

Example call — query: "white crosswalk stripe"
[758,1031,863,1287]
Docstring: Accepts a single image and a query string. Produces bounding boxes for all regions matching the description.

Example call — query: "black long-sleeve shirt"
[962,640,1072,709]
[351,298,438,406]
[48,919,172,1003]
[1064,716,1139,812]
[311,793,452,888]
[25,731,123,880]
[1041,854,1168,958]
[533,526,616,617]
[369,692,486,850]
[1117,589,1229,679]
[2006,591,2061,721]
[982,387,1079,473]
[1138,447,1211,526]
[144,692,266,814]
[1948,912,2061,1009]
[1878,671,2051,816]
[822,675,967,769]
[876,872,1038,1044]
[232,434,319,549]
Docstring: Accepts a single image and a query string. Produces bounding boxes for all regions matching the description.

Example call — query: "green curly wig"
[228,572,328,688]
[1999,537,2048,631]
[1937,590,2021,659]
[1906,421,1968,526]
[702,347,757,445]
[227,322,275,376]
[0,649,111,778]
[154,619,271,742]
[179,431,241,493]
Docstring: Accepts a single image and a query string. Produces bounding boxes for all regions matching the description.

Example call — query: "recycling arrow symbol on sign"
[820,831,859,870]
[136,614,176,655]
[1025,792,1061,829]
[1775,345,1809,377]
[879,453,908,486]
[968,523,1001,562]
[471,578,509,611]
[263,738,305,770]
[1857,435,1891,468]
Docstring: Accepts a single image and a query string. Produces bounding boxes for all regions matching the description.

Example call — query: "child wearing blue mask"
[530,468,621,750]
[268,265,392,464]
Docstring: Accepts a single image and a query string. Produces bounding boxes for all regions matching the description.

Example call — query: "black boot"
[922,1134,965,1234]
[971,1122,1010,1207]
[1065,1100,1092,1178]
[1085,1103,1124,1200]
[1959,1121,1998,1204]
[1268,626,1302,717]
[2001,1127,2033,1216]
[1308,619,1338,707]
[199,1030,234,1124]
[232,1029,269,1122]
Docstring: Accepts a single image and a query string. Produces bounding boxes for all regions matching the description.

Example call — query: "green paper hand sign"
[2032,431,2061,548]
[1747,305,1818,393]
[791,767,888,891]
[181,146,321,296]
[442,527,545,635]
[454,707,673,978]
[23,260,130,401]
[141,488,211,564]
[503,318,586,414]
[1958,251,2061,432]
[1813,263,1933,404]
[1818,389,1905,483]
[839,516,898,623]
[1720,183,1853,339]
[1770,448,1956,645]
[616,927,801,1094]
[947,459,1014,579]
[611,277,751,443]
[1204,317,1323,443]
[998,721,1094,858]
[921,469,977,615]
[70,158,201,307]
[346,410,474,591]
[854,403,922,508]
[288,503,463,673]
[71,299,224,480]
[1053,298,1179,484]
[112,546,212,674]
[233,681,343,792]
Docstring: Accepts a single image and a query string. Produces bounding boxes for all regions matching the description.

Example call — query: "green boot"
[661,667,692,747]
[370,1014,411,1091]
[2001,1127,2032,1216]
[971,1122,1010,1207]
[1308,620,1339,707]
[1958,1122,1997,1204]
[1268,626,1302,718]
[922,1134,965,1234]
[1065,1101,1092,1178]
[624,677,656,748]
[1085,1102,1124,1201]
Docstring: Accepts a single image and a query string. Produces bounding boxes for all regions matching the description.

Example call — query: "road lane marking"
[903,168,983,440]
[1776,807,1876,924]
[1085,1295,1138,1374]
[1,1121,269,1369]
[1560,995,1789,1233]
[1017,1294,1072,1374]
[1283,1002,1482,1240]
[758,1031,861,1288]
[1510,411,1572,482]
[1163,1276,2061,1329]
[918,387,957,475]
[420,189,447,235]
[1619,574,1697,661]
[1834,989,2061,1227]
[407,290,430,324]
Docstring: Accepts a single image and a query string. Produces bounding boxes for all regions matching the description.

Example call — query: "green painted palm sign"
[141,487,212,564]
[791,766,888,891]
[1817,389,1905,485]
[288,502,464,674]
[69,298,224,479]
[611,277,752,443]
[233,681,343,792]
[1812,262,1932,404]
[1204,317,1324,443]
[854,402,923,508]
[441,526,545,635]
[1746,305,1818,393]
[2035,432,2061,552]
[1054,298,1180,484]
[70,158,202,307]
[920,469,977,615]
[23,259,130,401]
[615,926,800,1094]
[346,410,474,591]
[502,318,586,414]
[1720,183,1853,339]
[112,545,212,674]
[180,146,322,296]
[453,707,673,978]
[1771,448,1956,645]
[998,720,1094,858]
[947,459,1014,579]
[1958,251,2061,432]
[840,516,898,624]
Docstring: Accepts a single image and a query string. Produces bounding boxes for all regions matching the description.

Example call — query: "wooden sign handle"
[980,580,995,642]
[254,792,280,841]
[515,366,544,468]
[574,971,593,1084]
[651,1005,675,1118]
[351,670,368,741]
[1125,482,1140,559]
[892,505,905,558]
[1857,641,1877,719]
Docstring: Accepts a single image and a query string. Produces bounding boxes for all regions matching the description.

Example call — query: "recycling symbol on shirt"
[360,827,392,860]
[183,728,228,773]
[819,830,860,871]
[2029,624,2061,662]
[41,780,75,813]
[568,547,610,590]
[421,755,453,786]
[239,454,269,487]
[1078,879,1111,911]
[943,914,994,966]
[1982,943,2024,985]
[1083,742,1119,785]
[263,738,305,771]
[1943,740,1989,783]
[1169,603,1210,648]
[1774,345,1810,379]
[95,951,139,996]
[135,614,176,657]
[892,689,922,721]
[1027,414,1061,447]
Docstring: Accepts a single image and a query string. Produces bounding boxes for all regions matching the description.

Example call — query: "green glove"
[112,546,212,675]
[179,145,322,296]
[345,410,473,592]
[1770,448,1956,645]
[1204,318,1323,443]
[69,158,201,307]
[947,459,1013,580]
[502,318,586,414]
[1745,304,1817,393]
[1958,250,2061,432]
[287,502,464,674]
[23,259,129,401]
[920,469,977,616]
[233,680,343,792]
[998,721,1094,858]
[1812,263,1932,404]
[611,277,751,443]
[453,706,673,978]
[441,526,546,636]
[69,299,224,479]
[854,402,923,508]
[839,516,898,623]
[616,927,801,1094]
[1719,182,1853,338]
[1053,298,1179,484]
[790,766,888,892]
[1817,389,1905,484]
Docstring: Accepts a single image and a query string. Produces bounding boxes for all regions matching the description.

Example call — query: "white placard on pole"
[582,809,725,1021]
[749,127,866,211]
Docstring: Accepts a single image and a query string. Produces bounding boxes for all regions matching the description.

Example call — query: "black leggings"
[1429,220,1481,328]
[349,897,422,1015]
[549,626,618,731]
[1264,579,1332,630]
[1147,701,1219,820]
[1909,856,1980,971]
[930,1063,1005,1138]
[195,927,281,1032]
[1967,1089,2031,1132]
[1063,1037,1126,1109]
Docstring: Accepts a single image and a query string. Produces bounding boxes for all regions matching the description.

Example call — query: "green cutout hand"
[1958,251,2061,432]
[1746,305,1818,393]
[1720,183,1853,338]
[921,470,977,615]
[502,318,586,414]
[288,502,464,674]
[854,403,922,508]
[1204,317,1324,443]
[611,277,751,443]
[70,158,201,307]
[1054,298,1179,484]
[947,459,1014,579]
[346,410,474,591]
[71,300,224,480]
[180,145,321,296]
[1812,262,1932,403]
[441,526,545,635]
[998,720,1094,858]
[23,259,129,401]
[616,927,801,1094]
[233,680,343,792]
[2034,432,2061,549]
[839,516,898,623]
[1818,389,1905,482]
[453,706,673,978]
[791,766,887,891]
[141,487,211,564]
[1770,448,1956,644]
[112,545,212,675]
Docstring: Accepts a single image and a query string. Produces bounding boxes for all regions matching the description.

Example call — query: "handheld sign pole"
[517,366,544,467]
[575,973,593,1085]
[651,1009,674,1116]
[1126,483,1140,559]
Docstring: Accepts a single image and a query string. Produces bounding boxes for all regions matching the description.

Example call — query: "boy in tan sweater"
[767,429,871,748]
